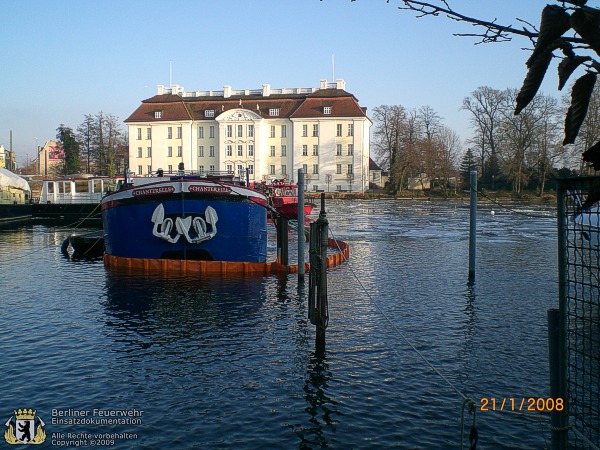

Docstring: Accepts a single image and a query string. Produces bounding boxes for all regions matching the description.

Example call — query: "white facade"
[126,80,372,192]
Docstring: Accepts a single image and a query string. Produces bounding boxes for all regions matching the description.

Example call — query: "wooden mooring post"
[308,193,329,350]
[298,169,305,280]
[276,215,289,266]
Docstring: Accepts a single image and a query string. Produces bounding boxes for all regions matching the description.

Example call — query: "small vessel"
[101,169,268,263]
[254,179,313,220]
[0,168,32,224]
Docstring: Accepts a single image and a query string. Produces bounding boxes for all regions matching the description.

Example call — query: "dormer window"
[324,106,332,115]
[155,111,162,119]
[205,110,215,118]
[269,108,280,117]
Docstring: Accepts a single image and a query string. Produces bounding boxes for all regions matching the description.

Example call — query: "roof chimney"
[262,84,271,97]
[224,85,232,98]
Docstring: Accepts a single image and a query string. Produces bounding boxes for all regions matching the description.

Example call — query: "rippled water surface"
[0,199,558,449]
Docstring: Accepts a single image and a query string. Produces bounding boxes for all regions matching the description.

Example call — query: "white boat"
[573,206,600,248]
[33,175,121,204]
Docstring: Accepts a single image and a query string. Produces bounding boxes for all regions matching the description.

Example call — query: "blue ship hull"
[102,180,267,262]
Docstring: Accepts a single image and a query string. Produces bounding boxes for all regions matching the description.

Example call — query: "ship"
[101,169,268,263]
[254,179,313,220]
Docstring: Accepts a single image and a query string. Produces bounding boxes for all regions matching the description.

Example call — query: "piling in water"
[468,170,477,280]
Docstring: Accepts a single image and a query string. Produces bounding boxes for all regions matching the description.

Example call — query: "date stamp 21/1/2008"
[479,398,564,412]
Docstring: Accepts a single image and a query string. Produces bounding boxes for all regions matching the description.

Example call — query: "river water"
[0,199,558,449]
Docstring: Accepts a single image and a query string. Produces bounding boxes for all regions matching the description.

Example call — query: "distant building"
[0,145,17,172]
[407,173,431,190]
[33,140,63,176]
[125,79,372,192]
[369,158,385,189]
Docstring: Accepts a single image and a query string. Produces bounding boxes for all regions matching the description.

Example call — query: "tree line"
[372,84,600,195]
[54,112,128,177]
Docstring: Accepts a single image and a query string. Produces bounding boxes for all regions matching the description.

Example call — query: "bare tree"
[364,1,600,169]
[462,86,504,184]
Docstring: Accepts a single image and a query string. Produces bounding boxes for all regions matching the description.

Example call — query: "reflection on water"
[0,200,559,448]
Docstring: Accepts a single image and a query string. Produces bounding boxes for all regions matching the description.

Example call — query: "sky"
[1,0,559,167]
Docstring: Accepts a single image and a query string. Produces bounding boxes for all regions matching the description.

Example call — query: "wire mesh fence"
[558,177,600,449]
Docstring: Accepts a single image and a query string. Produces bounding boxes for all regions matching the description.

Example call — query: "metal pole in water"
[298,169,305,280]
[468,170,477,280]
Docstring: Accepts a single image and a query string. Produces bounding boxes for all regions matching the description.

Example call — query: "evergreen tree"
[459,148,477,190]
[56,125,80,176]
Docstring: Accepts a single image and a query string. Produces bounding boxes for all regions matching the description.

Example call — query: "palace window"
[270,125,276,138]
[336,164,342,174]
[137,128,142,140]
[270,146,276,157]
[167,127,172,139]
[336,144,342,156]
[313,145,319,156]
[177,146,182,157]
[248,145,254,157]
[348,144,354,156]
[281,145,287,157]
[168,147,173,157]
[302,125,308,137]
[209,126,215,138]
[269,165,276,175]
[146,147,152,157]
[302,145,307,156]
[247,124,254,137]
[146,128,151,140]
[198,146,204,157]
[237,145,243,156]
[313,164,319,174]
[198,126,204,139]
[226,125,232,138]
[137,147,142,158]
[177,127,182,139]
[209,146,215,157]
[155,111,162,119]
[237,125,243,137]
[324,106,331,115]
[281,125,287,138]
[313,124,319,137]
[336,124,342,137]
[269,108,280,117]
[348,123,354,136]
[226,145,232,156]
[205,110,215,118]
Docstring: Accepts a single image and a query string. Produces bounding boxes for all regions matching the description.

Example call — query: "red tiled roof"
[125,89,368,123]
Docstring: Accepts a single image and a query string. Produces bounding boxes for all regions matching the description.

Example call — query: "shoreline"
[305,190,557,206]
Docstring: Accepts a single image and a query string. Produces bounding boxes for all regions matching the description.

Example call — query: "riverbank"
[305,190,557,206]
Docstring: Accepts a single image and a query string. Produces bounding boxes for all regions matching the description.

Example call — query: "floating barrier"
[103,238,349,276]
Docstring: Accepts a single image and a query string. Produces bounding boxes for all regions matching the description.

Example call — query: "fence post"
[548,308,568,450]
[553,181,569,449]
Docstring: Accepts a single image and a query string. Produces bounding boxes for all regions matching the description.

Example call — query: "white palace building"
[125,79,372,192]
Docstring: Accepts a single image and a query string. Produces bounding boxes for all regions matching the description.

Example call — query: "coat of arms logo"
[4,409,46,445]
